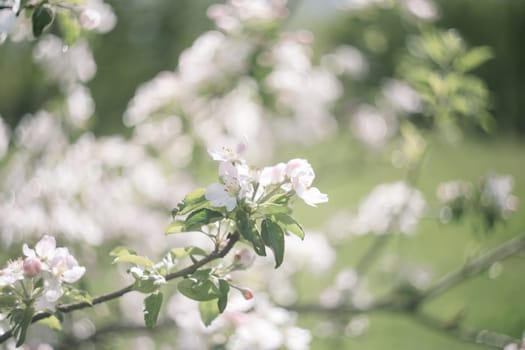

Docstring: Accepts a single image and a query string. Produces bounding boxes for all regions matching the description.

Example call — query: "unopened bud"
[241,288,254,300]
[234,248,255,269]
[23,257,42,277]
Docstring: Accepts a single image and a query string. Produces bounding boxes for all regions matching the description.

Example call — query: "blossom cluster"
[0,235,85,311]
[205,145,328,211]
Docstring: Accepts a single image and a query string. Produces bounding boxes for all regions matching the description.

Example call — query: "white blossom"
[351,181,426,235]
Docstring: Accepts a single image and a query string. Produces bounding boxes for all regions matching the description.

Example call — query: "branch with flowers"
[0,144,328,346]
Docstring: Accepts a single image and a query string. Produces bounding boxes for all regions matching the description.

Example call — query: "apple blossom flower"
[208,141,247,163]
[259,162,286,186]
[285,159,328,206]
[0,259,24,287]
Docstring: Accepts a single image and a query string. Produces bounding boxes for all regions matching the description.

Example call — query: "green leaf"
[109,247,154,267]
[185,208,224,231]
[217,279,230,313]
[178,277,221,301]
[63,286,93,305]
[144,292,163,328]
[261,218,285,268]
[130,269,165,294]
[236,211,266,256]
[32,5,55,37]
[199,299,220,326]
[165,220,185,234]
[170,246,208,259]
[272,213,305,240]
[57,11,80,46]
[259,203,292,215]
[38,315,62,331]
[176,188,211,215]
[11,307,34,347]
[0,294,18,308]
[454,46,493,72]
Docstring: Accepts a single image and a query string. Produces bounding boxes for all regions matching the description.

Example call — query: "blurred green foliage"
[1,0,525,134]
[318,0,525,135]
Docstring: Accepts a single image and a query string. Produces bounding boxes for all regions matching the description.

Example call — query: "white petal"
[205,183,237,211]
[35,235,56,259]
[62,266,86,283]
[297,187,328,207]
[22,244,36,258]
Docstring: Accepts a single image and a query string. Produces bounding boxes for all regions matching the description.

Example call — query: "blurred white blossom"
[168,293,311,350]
[481,174,518,218]
[351,181,426,235]
[33,35,97,85]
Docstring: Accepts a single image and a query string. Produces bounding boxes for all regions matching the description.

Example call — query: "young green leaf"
[165,220,185,234]
[261,218,285,268]
[177,188,211,215]
[170,246,208,259]
[259,203,292,215]
[217,279,230,313]
[11,307,35,347]
[454,46,493,73]
[0,294,18,308]
[144,292,163,328]
[198,299,220,326]
[57,11,80,46]
[109,247,154,267]
[185,208,224,232]
[236,211,266,256]
[272,213,305,240]
[32,5,55,37]
[178,278,222,301]
[38,315,62,331]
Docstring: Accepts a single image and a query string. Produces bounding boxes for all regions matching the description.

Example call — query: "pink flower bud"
[241,288,254,300]
[23,257,42,277]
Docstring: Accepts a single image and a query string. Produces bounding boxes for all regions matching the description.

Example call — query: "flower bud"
[234,248,255,269]
[23,257,42,277]
[241,288,254,300]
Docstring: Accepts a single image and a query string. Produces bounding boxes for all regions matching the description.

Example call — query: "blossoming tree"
[0,0,523,349]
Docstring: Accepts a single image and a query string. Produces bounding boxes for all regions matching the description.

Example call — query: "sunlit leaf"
[199,299,220,326]
[109,247,154,267]
[144,292,163,328]
[38,315,62,331]
[165,220,185,234]
[272,213,305,240]
[261,218,285,268]
[236,211,266,256]
[185,208,224,231]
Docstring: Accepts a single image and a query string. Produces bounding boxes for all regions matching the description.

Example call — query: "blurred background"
[0,0,524,349]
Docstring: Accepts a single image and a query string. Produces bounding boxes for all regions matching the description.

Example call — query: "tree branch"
[412,311,520,349]
[287,233,525,348]
[416,233,525,304]
[0,232,240,344]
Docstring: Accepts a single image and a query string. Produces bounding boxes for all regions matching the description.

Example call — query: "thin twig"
[0,232,240,344]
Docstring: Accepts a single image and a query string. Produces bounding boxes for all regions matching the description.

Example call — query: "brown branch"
[416,233,525,304]
[287,233,525,348]
[0,232,239,344]
[412,311,520,349]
